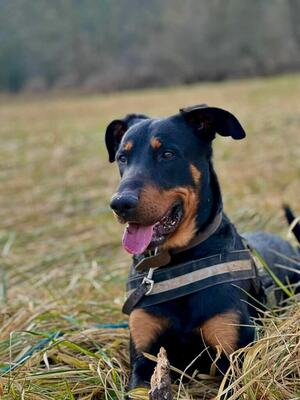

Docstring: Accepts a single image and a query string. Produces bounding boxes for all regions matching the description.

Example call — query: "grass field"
[0,74,300,399]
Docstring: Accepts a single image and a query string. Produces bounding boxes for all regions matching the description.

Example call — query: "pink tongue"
[122,223,154,254]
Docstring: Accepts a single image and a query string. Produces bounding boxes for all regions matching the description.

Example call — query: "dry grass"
[219,299,300,400]
[0,74,299,399]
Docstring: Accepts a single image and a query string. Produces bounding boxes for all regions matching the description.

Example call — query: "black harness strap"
[123,249,259,315]
[122,283,150,315]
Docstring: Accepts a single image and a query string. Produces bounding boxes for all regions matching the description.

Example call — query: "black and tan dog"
[105,105,300,391]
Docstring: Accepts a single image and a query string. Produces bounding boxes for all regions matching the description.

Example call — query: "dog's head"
[105,105,245,255]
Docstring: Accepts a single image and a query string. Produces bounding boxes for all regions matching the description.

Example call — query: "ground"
[0,74,299,399]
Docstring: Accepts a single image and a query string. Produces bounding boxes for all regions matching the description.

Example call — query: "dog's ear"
[180,104,246,141]
[105,119,128,162]
[105,114,149,162]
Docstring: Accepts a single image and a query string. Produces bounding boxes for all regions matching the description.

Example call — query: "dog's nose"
[110,193,139,218]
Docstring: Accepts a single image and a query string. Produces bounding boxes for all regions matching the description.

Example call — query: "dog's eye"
[118,154,127,164]
[161,150,175,160]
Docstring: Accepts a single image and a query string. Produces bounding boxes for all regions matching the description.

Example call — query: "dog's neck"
[170,213,243,266]
[170,162,244,265]
[195,161,223,231]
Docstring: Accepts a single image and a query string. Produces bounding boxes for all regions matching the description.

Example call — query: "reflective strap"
[127,259,253,298]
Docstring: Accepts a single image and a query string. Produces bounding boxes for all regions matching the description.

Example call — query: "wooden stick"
[149,347,173,400]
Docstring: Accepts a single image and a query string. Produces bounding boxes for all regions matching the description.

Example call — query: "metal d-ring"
[142,267,156,295]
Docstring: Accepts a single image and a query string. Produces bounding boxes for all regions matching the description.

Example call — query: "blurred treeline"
[1,0,300,93]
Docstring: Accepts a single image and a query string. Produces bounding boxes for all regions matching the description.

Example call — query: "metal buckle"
[142,267,156,295]
[142,277,154,295]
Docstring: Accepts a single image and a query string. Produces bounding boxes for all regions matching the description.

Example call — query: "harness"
[122,213,262,315]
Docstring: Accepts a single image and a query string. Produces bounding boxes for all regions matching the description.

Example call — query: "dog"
[105,104,300,392]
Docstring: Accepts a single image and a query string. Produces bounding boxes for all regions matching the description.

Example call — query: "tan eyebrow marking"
[123,141,133,151]
[150,137,162,149]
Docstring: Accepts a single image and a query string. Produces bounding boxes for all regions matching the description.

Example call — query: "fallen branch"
[149,347,173,400]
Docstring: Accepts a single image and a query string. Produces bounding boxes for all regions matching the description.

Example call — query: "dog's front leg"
[128,339,155,390]
[128,308,169,390]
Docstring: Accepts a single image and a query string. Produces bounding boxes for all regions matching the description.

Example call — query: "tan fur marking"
[129,309,169,352]
[162,187,198,249]
[123,141,133,151]
[150,137,161,149]
[200,311,240,355]
[136,185,198,249]
[190,164,201,185]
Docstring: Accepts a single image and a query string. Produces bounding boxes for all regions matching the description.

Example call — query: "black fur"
[105,114,148,162]
[105,105,300,392]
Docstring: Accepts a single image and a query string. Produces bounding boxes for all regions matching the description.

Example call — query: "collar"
[133,211,223,272]
[122,248,259,315]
